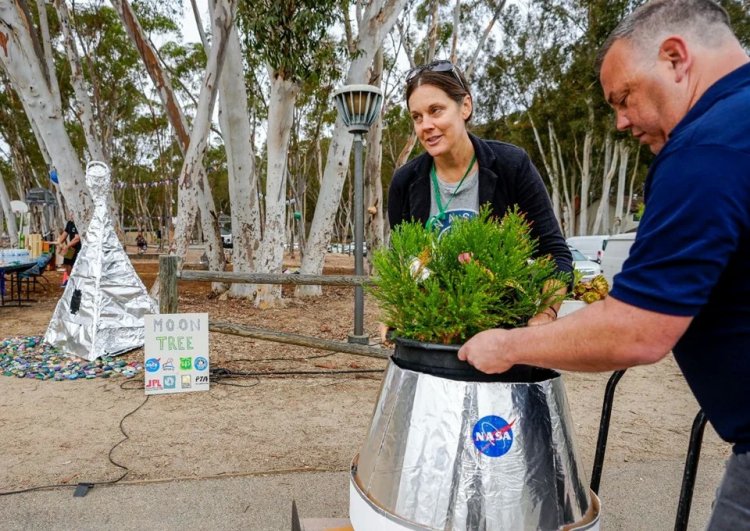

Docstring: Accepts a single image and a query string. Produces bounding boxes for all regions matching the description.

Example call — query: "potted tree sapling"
[350,208,599,530]
[370,206,569,380]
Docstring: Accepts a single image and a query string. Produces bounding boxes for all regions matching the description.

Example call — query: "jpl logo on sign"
[472,415,515,457]
[145,378,162,390]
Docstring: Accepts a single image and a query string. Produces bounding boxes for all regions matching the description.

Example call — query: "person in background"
[388,59,572,325]
[136,230,148,255]
[55,211,81,287]
[457,1,750,527]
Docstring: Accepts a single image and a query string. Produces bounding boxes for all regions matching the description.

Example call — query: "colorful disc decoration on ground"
[0,336,142,380]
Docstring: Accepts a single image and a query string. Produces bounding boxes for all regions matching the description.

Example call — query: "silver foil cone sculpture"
[350,338,598,530]
[45,161,158,361]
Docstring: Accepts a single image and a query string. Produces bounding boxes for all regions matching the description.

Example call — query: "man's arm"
[54,229,68,247]
[458,296,692,373]
[68,234,81,248]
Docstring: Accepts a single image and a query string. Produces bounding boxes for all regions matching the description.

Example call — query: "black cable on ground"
[210,366,382,378]
[0,361,379,496]
[0,379,148,497]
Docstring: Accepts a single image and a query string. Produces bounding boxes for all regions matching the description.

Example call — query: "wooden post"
[159,254,179,313]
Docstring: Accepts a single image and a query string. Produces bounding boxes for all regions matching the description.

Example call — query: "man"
[55,211,81,287]
[458,0,749,527]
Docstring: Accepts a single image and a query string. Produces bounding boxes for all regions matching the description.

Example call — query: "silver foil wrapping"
[44,161,158,361]
[354,360,591,530]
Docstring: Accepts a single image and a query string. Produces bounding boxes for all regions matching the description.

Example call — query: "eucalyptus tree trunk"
[296,0,409,298]
[54,0,106,162]
[464,0,506,82]
[364,48,385,271]
[591,135,619,235]
[613,143,630,235]
[54,0,123,235]
[449,0,460,63]
[0,0,92,228]
[254,72,299,308]
[529,116,561,224]
[392,15,419,171]
[576,100,596,236]
[624,147,640,233]
[554,124,574,237]
[169,0,234,268]
[111,0,228,292]
[0,171,18,245]
[214,7,261,298]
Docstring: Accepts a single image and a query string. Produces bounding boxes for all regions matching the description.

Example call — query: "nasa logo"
[434,209,478,237]
[145,358,160,373]
[472,415,515,457]
[194,357,208,371]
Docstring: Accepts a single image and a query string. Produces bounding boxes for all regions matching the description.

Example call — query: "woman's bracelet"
[544,306,558,318]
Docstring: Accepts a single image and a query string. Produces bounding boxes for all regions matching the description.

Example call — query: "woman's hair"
[405,66,473,122]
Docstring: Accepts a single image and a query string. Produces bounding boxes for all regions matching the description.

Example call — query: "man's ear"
[659,36,691,82]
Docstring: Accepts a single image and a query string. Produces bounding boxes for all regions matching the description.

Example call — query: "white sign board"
[144,313,209,395]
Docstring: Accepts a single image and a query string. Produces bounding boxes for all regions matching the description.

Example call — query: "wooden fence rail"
[158,255,391,360]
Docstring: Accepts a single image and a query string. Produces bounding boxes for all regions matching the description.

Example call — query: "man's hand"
[457,329,514,374]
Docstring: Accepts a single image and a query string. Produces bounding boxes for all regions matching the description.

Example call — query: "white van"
[600,232,637,286]
[566,235,608,263]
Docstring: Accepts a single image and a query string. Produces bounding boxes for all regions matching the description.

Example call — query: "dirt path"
[0,256,729,503]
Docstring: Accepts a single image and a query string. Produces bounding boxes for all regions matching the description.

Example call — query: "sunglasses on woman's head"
[405,60,467,91]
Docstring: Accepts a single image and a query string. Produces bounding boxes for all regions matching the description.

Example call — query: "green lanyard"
[427,154,477,230]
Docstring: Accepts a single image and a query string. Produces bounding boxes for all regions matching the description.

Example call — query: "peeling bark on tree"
[111,0,229,294]
[254,72,298,308]
[215,10,261,299]
[0,0,92,229]
[364,48,385,272]
[296,0,409,298]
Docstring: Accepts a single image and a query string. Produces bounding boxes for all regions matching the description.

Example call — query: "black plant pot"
[392,336,558,383]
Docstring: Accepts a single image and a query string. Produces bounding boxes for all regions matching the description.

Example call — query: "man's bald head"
[596,0,735,74]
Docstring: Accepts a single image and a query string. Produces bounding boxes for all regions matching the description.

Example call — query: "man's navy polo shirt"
[610,62,750,454]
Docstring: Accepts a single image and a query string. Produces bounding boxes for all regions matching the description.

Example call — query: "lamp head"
[333,84,383,134]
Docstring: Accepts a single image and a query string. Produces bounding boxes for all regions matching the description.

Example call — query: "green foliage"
[238,0,340,83]
[370,207,569,345]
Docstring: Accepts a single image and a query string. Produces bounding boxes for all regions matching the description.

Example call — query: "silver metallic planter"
[351,338,594,530]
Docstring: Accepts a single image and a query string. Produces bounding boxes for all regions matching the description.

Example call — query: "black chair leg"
[590,369,627,495]
[674,410,708,531]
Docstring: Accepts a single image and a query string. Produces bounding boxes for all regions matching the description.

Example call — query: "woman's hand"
[527,307,557,327]
[378,322,394,347]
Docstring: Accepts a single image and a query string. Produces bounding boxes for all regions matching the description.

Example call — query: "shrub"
[370,207,569,344]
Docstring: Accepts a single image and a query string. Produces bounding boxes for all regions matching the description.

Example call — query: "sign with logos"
[144,313,209,395]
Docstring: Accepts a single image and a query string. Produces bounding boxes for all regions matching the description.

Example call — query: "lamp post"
[333,84,383,345]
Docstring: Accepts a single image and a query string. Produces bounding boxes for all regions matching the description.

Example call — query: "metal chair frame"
[591,369,708,531]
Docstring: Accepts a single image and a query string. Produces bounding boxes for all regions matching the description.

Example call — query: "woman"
[55,211,81,288]
[388,60,572,325]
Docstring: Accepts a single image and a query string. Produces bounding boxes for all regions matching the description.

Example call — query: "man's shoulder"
[675,86,750,155]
